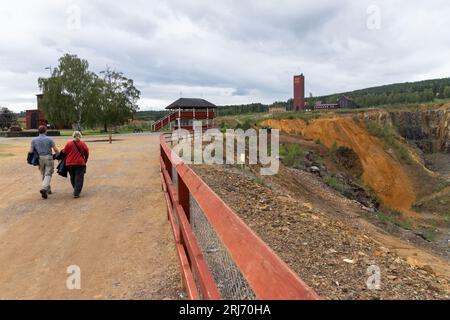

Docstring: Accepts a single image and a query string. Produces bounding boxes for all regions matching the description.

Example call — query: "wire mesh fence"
[171,165,178,189]
[189,193,256,300]
[170,166,179,229]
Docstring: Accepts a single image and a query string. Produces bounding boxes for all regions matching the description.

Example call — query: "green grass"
[279,143,304,169]
[420,228,438,241]
[377,210,414,230]
[58,129,147,137]
[363,119,414,165]
[331,99,450,113]
[59,130,105,137]
[324,175,346,193]
[444,212,450,225]
[270,111,322,124]
[218,113,266,130]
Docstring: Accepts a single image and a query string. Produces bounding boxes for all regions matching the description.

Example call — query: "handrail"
[152,111,177,132]
[159,133,320,300]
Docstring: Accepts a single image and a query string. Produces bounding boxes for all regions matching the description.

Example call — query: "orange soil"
[262,118,417,214]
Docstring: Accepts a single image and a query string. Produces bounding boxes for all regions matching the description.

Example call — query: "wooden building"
[152,98,217,132]
[314,96,358,110]
[26,110,46,129]
[269,105,287,113]
[337,96,357,109]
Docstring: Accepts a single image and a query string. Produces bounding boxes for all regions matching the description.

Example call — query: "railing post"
[178,175,191,222]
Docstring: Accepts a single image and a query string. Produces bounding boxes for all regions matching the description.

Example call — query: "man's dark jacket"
[55,150,68,178]
[27,149,39,166]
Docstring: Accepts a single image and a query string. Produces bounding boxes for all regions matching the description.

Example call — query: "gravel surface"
[0,135,182,300]
[193,164,450,300]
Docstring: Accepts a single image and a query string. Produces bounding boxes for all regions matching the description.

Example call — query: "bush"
[0,107,18,129]
[324,175,345,193]
[419,228,438,242]
[280,144,304,168]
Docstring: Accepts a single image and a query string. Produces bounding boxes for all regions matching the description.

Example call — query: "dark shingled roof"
[166,98,217,110]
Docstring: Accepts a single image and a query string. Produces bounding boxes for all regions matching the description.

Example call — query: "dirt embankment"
[262,118,416,214]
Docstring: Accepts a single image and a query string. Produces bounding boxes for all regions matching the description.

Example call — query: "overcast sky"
[1,0,450,112]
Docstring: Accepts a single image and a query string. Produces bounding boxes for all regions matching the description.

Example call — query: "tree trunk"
[77,104,82,132]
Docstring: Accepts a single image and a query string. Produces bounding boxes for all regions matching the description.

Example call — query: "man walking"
[30,125,59,199]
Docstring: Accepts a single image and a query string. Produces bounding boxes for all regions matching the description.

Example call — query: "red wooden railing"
[152,111,217,132]
[159,133,320,300]
[152,111,178,132]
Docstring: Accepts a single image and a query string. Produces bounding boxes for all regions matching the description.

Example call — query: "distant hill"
[309,77,450,108]
[134,110,170,122]
[215,103,269,116]
[213,77,450,115]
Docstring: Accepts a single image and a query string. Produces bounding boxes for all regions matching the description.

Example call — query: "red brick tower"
[293,74,305,111]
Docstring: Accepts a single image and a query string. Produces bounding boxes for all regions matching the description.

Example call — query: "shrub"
[324,175,345,193]
[420,228,438,242]
[241,119,253,131]
[280,144,304,168]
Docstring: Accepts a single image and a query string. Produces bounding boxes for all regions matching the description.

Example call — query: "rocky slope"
[261,105,449,213]
[362,105,449,153]
[192,164,450,300]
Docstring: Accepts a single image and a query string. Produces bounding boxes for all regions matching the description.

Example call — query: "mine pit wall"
[261,106,449,215]
[261,117,417,214]
[362,107,450,154]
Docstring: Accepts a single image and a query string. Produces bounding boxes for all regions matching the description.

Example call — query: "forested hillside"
[312,77,450,108]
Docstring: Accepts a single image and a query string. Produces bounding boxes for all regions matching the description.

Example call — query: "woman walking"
[62,131,90,198]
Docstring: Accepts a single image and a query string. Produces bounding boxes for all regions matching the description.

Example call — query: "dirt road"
[0,134,181,299]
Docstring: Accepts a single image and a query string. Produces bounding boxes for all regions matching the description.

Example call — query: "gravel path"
[0,134,181,300]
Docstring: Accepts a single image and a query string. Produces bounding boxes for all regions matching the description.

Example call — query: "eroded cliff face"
[261,117,417,213]
[363,106,449,153]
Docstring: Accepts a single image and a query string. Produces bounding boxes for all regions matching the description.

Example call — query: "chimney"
[293,74,305,111]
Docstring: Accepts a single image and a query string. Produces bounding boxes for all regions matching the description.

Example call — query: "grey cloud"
[0,0,450,111]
